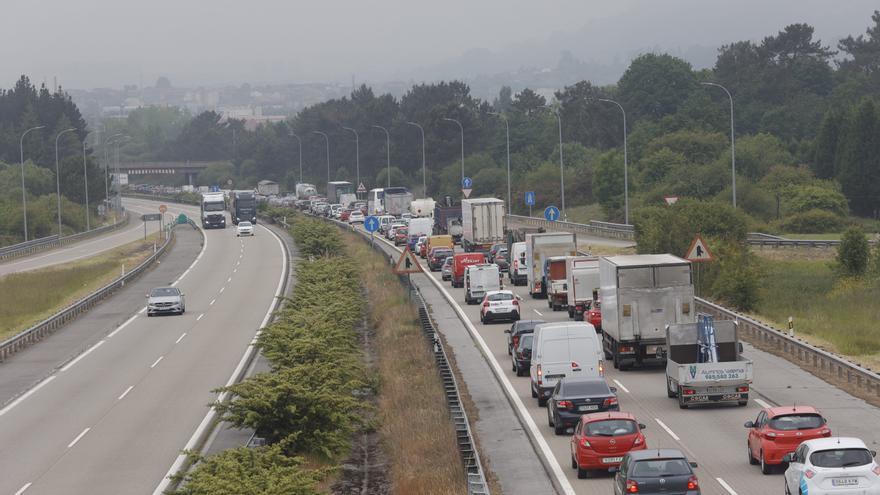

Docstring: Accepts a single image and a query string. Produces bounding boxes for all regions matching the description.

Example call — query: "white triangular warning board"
[462,188,472,198]
[357,182,367,193]
[685,234,714,262]
[393,247,423,274]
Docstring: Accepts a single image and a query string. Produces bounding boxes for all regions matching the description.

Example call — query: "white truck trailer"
[384,187,414,216]
[461,198,505,252]
[566,256,600,321]
[525,233,577,298]
[599,254,695,370]
[295,183,318,200]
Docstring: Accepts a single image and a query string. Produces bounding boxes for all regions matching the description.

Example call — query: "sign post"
[525,191,535,218]
[461,177,473,199]
[364,215,380,247]
[141,213,162,241]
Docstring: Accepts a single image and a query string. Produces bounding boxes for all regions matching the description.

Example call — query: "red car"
[339,209,351,222]
[745,405,831,474]
[570,411,647,479]
[586,301,601,331]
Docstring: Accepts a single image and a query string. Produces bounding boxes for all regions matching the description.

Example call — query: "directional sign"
[685,234,714,262]
[525,191,536,206]
[393,247,423,274]
[462,188,472,199]
[462,176,473,189]
[664,195,680,206]
[141,213,162,221]
[159,204,167,214]
[364,215,380,233]
[210,185,220,192]
[357,182,367,194]
[544,205,560,222]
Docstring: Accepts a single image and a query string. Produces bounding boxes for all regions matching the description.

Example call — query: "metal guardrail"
[0,218,195,363]
[0,212,131,263]
[506,214,635,241]
[746,238,844,248]
[696,297,880,404]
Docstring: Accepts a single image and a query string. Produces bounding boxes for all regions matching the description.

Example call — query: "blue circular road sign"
[462,176,473,189]
[364,215,380,233]
[544,206,560,222]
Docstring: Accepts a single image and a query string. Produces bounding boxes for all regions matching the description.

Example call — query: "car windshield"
[434,249,452,257]
[631,458,691,477]
[810,448,873,468]
[203,201,225,211]
[518,335,533,349]
[769,414,824,431]
[585,419,637,437]
[487,293,513,301]
[150,288,179,297]
[563,379,610,396]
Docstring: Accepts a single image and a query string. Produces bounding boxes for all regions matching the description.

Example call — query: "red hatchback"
[570,412,647,479]
[745,405,831,474]
[339,209,351,222]
[586,300,601,331]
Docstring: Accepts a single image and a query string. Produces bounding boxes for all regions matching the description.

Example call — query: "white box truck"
[295,183,318,200]
[529,322,603,406]
[599,254,695,370]
[525,233,577,298]
[410,198,436,218]
[461,198,505,252]
[384,187,414,216]
[566,256,600,321]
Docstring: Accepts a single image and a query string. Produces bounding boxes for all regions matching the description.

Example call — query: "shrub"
[836,227,870,277]
[708,242,763,311]
[775,209,847,233]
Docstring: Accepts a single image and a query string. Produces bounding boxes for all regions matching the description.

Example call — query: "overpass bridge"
[117,161,226,184]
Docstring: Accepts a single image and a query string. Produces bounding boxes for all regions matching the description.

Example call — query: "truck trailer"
[566,256,600,321]
[384,187,414,216]
[295,183,318,200]
[461,198,505,252]
[231,190,256,225]
[525,233,577,298]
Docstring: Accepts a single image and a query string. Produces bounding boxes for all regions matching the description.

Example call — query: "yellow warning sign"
[393,247,423,274]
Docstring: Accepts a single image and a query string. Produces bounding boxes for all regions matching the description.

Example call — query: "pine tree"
[836,99,880,216]
[812,110,842,179]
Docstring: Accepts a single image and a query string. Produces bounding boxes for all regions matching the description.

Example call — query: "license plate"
[646,345,659,355]
[546,374,565,380]
[707,387,730,394]
[602,457,623,464]
[685,395,710,402]
[578,405,599,412]
[832,478,858,487]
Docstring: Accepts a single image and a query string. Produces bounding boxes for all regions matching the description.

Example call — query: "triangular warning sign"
[685,234,714,262]
[462,188,472,198]
[393,247,423,274]
[357,182,367,193]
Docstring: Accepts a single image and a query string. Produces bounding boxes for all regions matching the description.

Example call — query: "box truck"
[461,198,505,252]
[295,183,318,200]
[566,256,600,321]
[525,233,577,298]
[384,187,414,216]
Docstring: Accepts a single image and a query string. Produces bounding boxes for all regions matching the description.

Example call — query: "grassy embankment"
[0,233,160,341]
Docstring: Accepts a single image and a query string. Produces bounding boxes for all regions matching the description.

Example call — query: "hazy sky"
[2,0,877,89]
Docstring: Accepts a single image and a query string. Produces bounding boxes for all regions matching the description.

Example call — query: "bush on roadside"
[836,227,870,277]
[775,209,847,234]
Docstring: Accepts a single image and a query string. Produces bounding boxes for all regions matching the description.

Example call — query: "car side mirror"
[610,386,618,393]
[738,342,744,354]
[504,329,511,334]
[782,453,795,463]
[743,421,755,428]
[638,423,647,430]
[689,461,698,468]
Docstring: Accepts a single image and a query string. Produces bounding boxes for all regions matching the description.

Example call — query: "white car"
[349,211,365,224]
[236,221,254,236]
[784,437,880,495]
[480,290,520,323]
[387,222,407,240]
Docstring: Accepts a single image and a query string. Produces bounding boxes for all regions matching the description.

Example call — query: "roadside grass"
[345,231,468,495]
[782,233,843,240]
[565,203,606,224]
[0,233,160,341]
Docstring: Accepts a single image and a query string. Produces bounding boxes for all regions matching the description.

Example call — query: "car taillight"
[633,435,643,446]
[536,364,542,385]
[682,388,695,396]
[512,299,519,306]
[687,475,699,490]
[598,360,605,376]
[603,397,618,408]
[737,386,749,393]
[872,464,880,476]
[820,428,831,437]
[804,469,815,479]
[557,400,573,409]
[580,438,591,448]
[619,345,634,353]
[766,432,777,438]
[482,301,489,309]
[626,479,638,493]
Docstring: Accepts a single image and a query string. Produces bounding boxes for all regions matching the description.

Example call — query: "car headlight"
[236,217,240,221]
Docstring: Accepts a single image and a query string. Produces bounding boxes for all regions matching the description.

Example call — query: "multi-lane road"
[0,199,287,495]
[358,220,880,495]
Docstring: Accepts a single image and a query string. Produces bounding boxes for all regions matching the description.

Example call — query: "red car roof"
[766,405,820,417]
[580,411,637,424]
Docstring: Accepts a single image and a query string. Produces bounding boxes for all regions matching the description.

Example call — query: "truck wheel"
[738,400,749,407]
[612,350,620,369]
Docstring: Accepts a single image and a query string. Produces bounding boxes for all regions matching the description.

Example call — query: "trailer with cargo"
[545,256,570,311]
[525,233,577,298]
[295,183,318,200]
[231,190,257,225]
[410,198,436,218]
[566,256,600,321]
[326,181,354,205]
[384,187,414,216]
[461,198,505,253]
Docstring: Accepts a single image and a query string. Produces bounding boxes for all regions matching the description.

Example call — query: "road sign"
[357,182,367,194]
[364,215,380,233]
[462,188,472,199]
[177,214,188,224]
[462,176,473,189]
[544,206,560,222]
[159,204,167,214]
[685,234,714,262]
[393,247,423,274]
[525,191,536,206]
[141,213,161,221]
[664,195,680,206]
[210,185,220,192]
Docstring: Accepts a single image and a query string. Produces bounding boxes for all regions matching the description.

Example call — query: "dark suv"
[504,319,544,356]
[614,449,700,494]
[428,248,454,271]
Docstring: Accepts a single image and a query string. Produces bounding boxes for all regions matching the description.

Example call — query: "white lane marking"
[533,309,543,316]
[613,379,630,394]
[118,385,134,400]
[227,277,232,283]
[171,220,208,287]
[176,332,187,343]
[108,314,138,338]
[754,398,772,409]
[196,313,204,321]
[716,478,739,495]
[14,483,31,495]
[138,307,146,314]
[67,427,90,448]
[0,376,56,417]
[210,299,216,306]
[150,356,164,368]
[60,340,105,372]
[233,268,237,273]
[153,223,288,495]
[654,418,680,441]
[219,286,225,294]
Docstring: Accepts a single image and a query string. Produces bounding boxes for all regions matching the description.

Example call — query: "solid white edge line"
[118,385,134,400]
[754,398,772,409]
[176,332,187,343]
[716,477,739,495]
[654,417,681,441]
[60,340,105,372]
[14,482,31,495]
[0,376,56,417]
[227,277,232,283]
[613,379,631,394]
[152,222,287,495]
[108,315,138,338]
[533,308,543,316]
[67,427,90,448]
[150,356,164,368]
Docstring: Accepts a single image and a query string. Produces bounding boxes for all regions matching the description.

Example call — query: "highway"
[0,199,287,495]
[358,221,880,495]
[0,199,166,276]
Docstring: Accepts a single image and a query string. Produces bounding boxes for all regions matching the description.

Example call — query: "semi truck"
[200,192,227,229]
[461,198,505,252]
[295,183,318,200]
[231,190,257,225]
[566,256,600,321]
[410,198,436,218]
[665,314,752,409]
[525,233,577,298]
[599,254,695,370]
[384,187,414,216]
[327,181,355,205]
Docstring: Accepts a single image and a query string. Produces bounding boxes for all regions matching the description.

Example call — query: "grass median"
[0,233,161,342]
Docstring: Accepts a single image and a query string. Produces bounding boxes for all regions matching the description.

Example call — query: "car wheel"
[571,454,577,469]
[547,408,554,427]
[666,378,676,398]
[538,396,547,407]
[514,311,520,321]
[531,384,537,398]
[748,443,758,465]
[512,360,517,372]
[760,450,772,475]
[577,466,589,479]
[516,366,525,377]
[554,421,565,436]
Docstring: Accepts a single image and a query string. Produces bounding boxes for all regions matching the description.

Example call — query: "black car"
[548,377,619,435]
[494,248,509,272]
[511,334,533,377]
[428,248,454,271]
[613,449,700,495]
[487,243,505,263]
[504,319,544,356]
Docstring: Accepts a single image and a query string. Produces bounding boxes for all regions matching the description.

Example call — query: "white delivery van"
[509,241,528,286]
[407,217,434,240]
[464,263,501,304]
[529,322,603,406]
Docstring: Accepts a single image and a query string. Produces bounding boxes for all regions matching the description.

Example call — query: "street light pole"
[542,105,566,220]
[55,128,77,237]
[19,125,45,241]
[312,131,330,185]
[342,127,360,189]
[702,82,736,209]
[488,112,511,209]
[371,125,391,188]
[83,132,92,231]
[442,117,465,186]
[597,98,629,224]
[290,132,303,183]
[406,121,426,196]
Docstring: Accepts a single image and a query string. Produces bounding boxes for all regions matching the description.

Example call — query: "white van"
[529,322,603,406]
[407,217,434,240]
[509,241,528,286]
[377,215,396,234]
[464,263,501,304]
